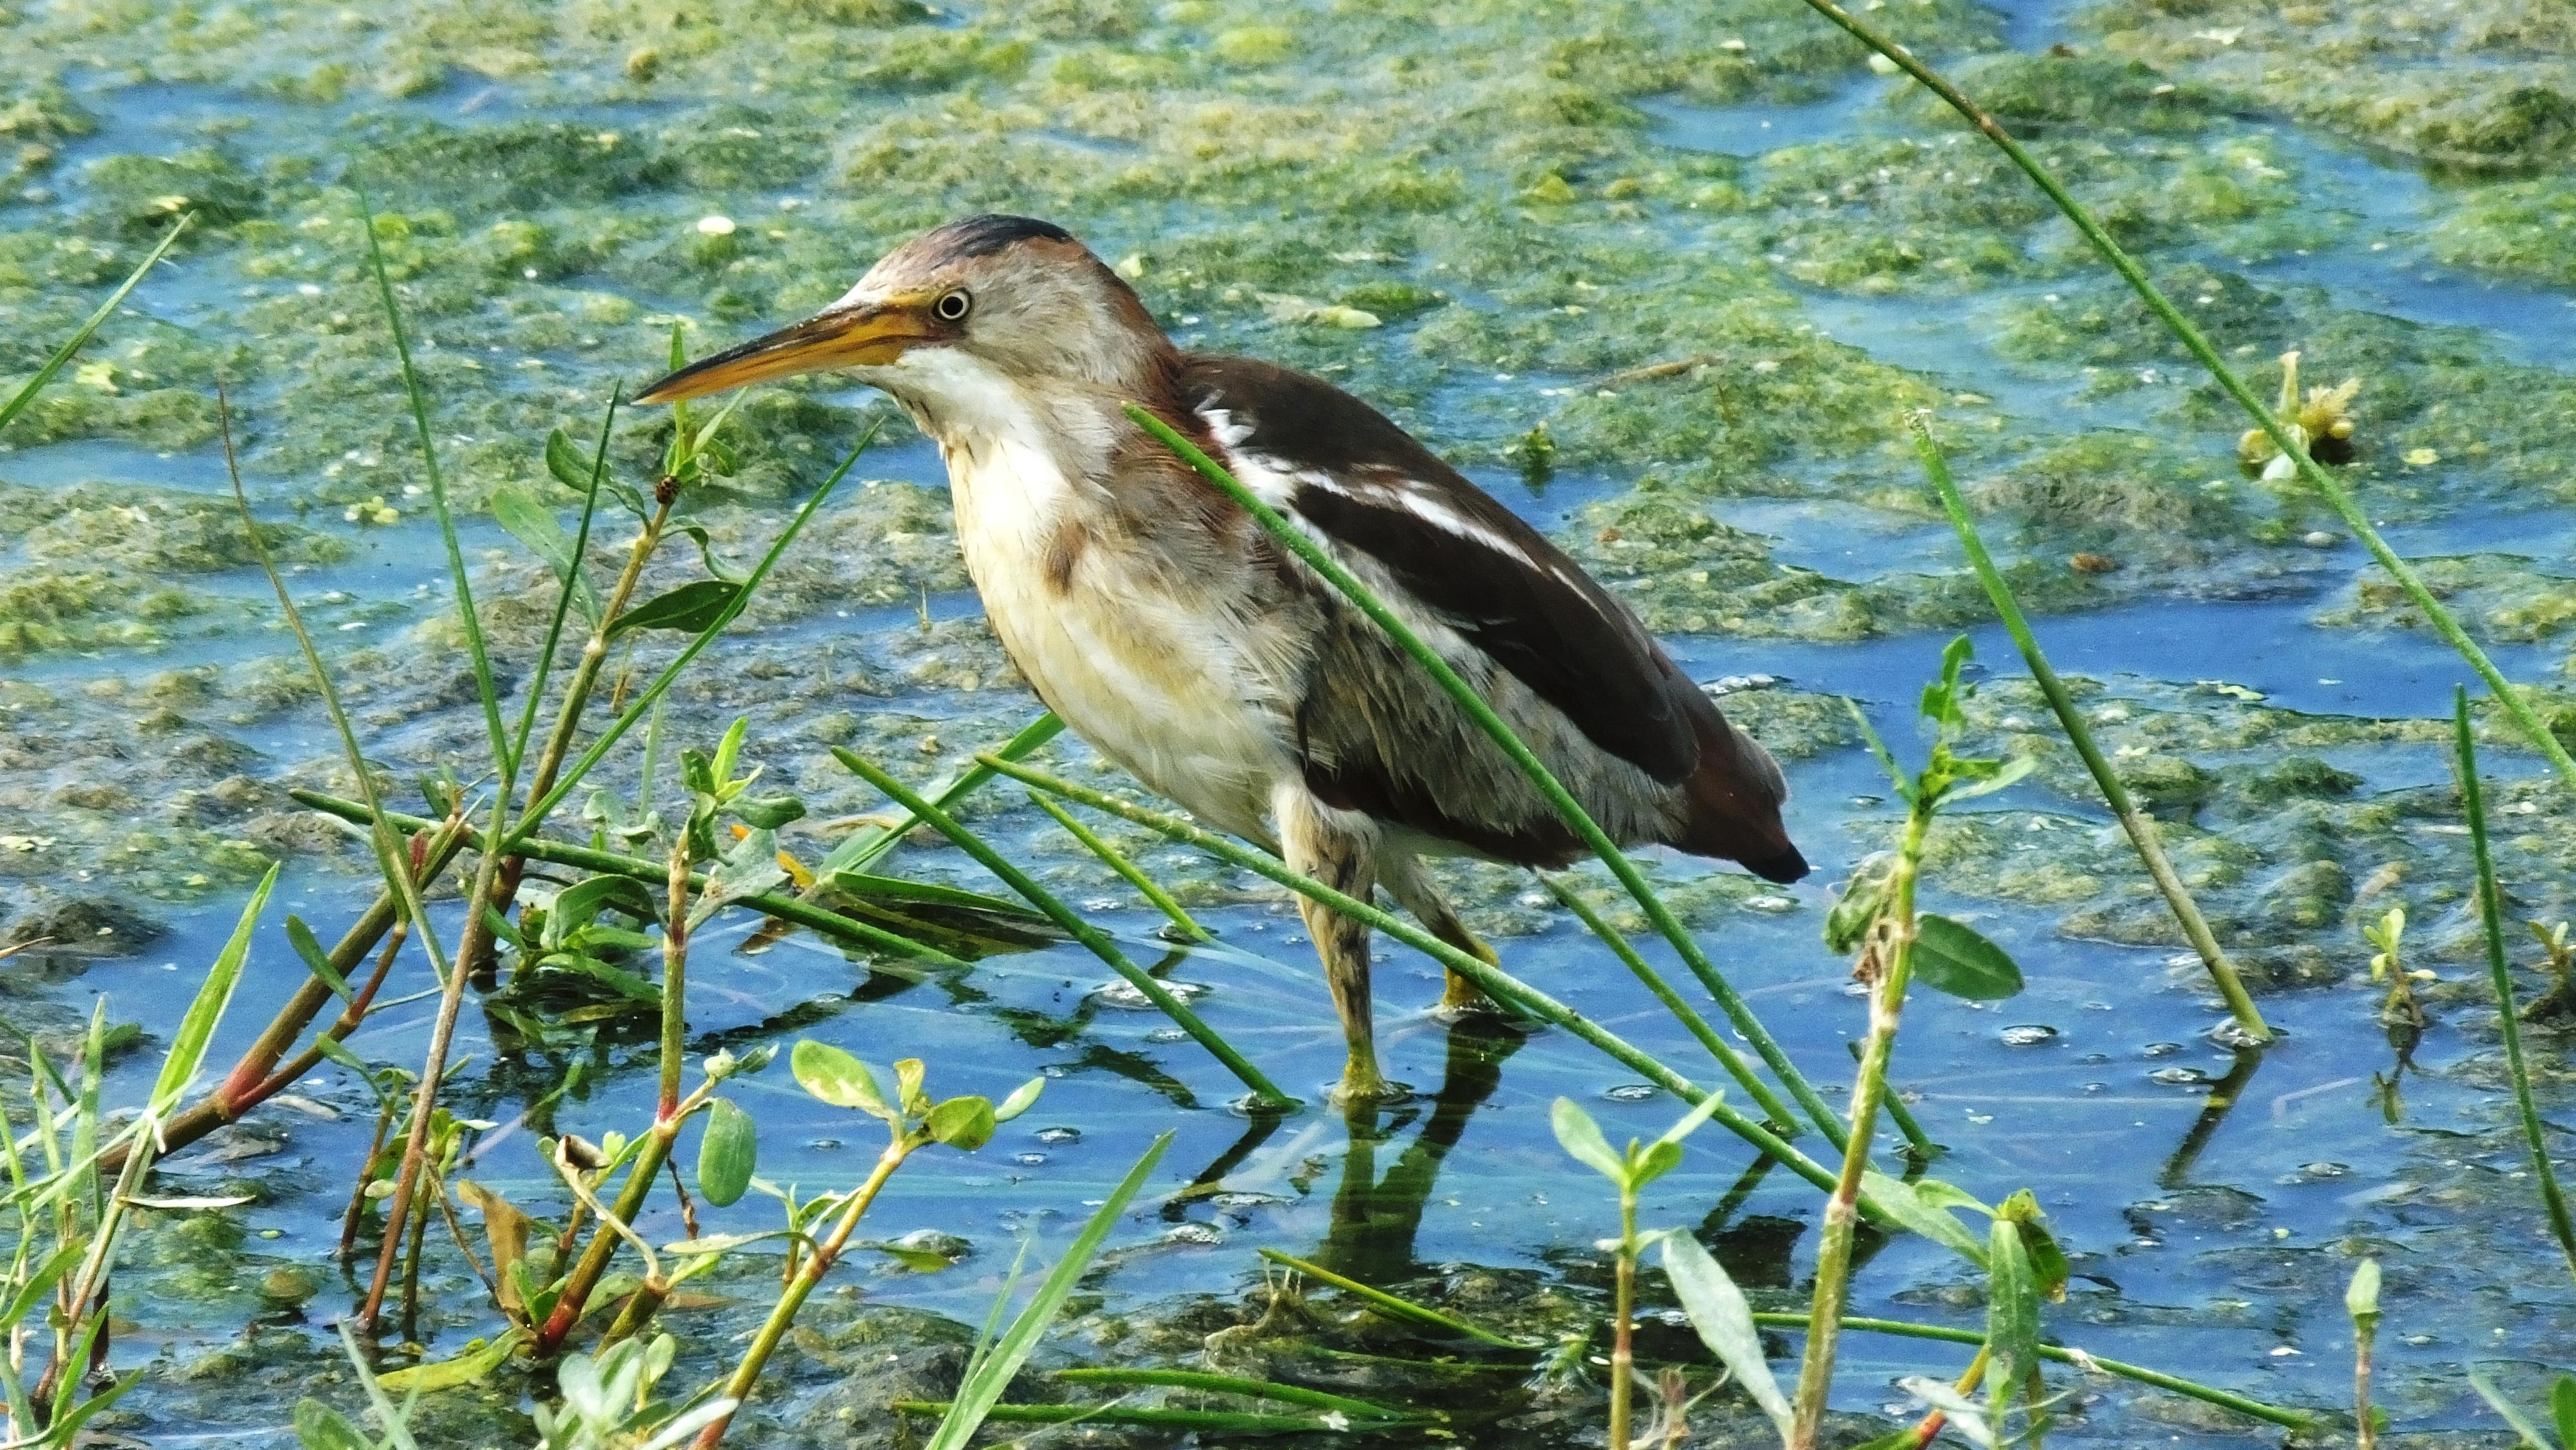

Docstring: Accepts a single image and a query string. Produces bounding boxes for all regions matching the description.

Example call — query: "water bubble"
[807,1137,842,1151]
[2147,1066,2212,1087]
[1013,1152,1048,1167]
[2301,1162,2350,1178]
[1998,1024,2059,1047]
[2083,1082,2107,1094]
[2141,1041,2184,1058]
[1167,1222,1224,1245]
[1035,1126,1082,1146]
[1602,1084,1661,1102]
[2080,1052,2110,1065]
[1093,979,1209,1010]
[1144,1027,1189,1044]
[2208,1019,2270,1049]
[2082,1000,2114,1012]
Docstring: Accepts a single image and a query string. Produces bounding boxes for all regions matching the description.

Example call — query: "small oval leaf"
[926,1096,996,1151]
[993,1076,1044,1123]
[1912,914,2024,1001]
[609,579,742,637]
[791,1040,890,1118]
[697,1098,757,1207]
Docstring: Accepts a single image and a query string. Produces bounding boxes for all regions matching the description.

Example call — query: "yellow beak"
[635,299,937,404]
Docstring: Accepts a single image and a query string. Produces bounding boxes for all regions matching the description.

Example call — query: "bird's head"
[637,215,1165,429]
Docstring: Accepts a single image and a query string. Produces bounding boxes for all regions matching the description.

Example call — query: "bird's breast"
[941,431,1298,838]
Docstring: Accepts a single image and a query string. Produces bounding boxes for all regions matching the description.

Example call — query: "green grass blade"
[357,188,511,780]
[150,862,279,1116]
[923,1131,1174,1450]
[509,389,620,774]
[1785,0,2576,787]
[1909,418,2268,1044]
[820,712,1066,878]
[0,214,190,441]
[1028,792,1212,943]
[1122,404,1842,1149]
[833,749,1293,1111]
[2454,687,2576,1292]
[1254,1249,1526,1349]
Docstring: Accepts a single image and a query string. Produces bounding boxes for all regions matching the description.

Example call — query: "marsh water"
[7,0,2576,1442]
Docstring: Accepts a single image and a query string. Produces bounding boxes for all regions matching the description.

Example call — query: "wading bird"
[640,215,1806,1104]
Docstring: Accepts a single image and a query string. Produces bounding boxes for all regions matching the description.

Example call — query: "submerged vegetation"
[8,0,2576,1446]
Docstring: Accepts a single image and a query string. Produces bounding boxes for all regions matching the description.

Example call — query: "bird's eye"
[933,289,972,322]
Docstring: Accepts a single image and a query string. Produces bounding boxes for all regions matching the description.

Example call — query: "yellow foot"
[1328,1065,1413,1108]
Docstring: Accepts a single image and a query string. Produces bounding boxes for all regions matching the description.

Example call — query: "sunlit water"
[5,0,2575,1442]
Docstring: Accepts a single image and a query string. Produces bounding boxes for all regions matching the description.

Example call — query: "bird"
[638,214,1807,1105]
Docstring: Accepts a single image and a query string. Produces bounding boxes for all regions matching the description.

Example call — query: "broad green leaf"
[1550,1097,1626,1186]
[376,1328,529,1393]
[1649,1088,1728,1151]
[734,793,806,829]
[697,1098,757,1207]
[1998,1188,2069,1301]
[1861,1170,1989,1264]
[1899,1375,1996,1449]
[895,1058,930,1115]
[825,871,1046,919]
[1661,1235,1792,1442]
[926,1096,996,1151]
[791,1040,891,1118]
[1986,1213,2041,1422]
[153,862,279,1113]
[993,1077,1044,1123]
[285,914,351,1003]
[490,482,569,566]
[924,1133,1173,1450]
[1911,914,2024,1001]
[609,579,741,636]
[1914,1177,1993,1217]
[544,428,593,492]
[2553,1374,2576,1450]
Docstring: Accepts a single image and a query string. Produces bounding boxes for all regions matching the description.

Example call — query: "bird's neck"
[888,344,1183,488]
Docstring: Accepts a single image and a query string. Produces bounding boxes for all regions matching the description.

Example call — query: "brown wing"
[1181,354,1806,882]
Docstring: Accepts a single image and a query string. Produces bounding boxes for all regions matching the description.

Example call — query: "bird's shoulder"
[1173,351,1702,785]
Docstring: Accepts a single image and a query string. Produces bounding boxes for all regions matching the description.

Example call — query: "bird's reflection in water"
[1307,1013,1529,1287]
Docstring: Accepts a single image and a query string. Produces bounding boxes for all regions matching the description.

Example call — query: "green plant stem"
[831,749,1293,1111]
[1050,1368,1406,1419]
[1787,0,2576,787]
[1028,793,1212,942]
[1748,1313,2310,1430]
[661,840,689,1122]
[2454,688,2576,1291]
[692,1140,912,1447]
[1848,1039,1939,1162]
[1123,403,1840,1148]
[0,214,190,440]
[1610,1178,1638,1450]
[287,790,969,968]
[1909,419,2270,1043]
[532,1078,716,1354]
[2352,1310,2376,1450]
[1790,795,1929,1450]
[1255,1250,1527,1349]
[1541,874,1794,1129]
[827,713,1066,876]
[993,759,1861,1205]
[508,428,872,841]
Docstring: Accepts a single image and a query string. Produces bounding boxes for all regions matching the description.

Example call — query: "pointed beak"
[635,299,936,404]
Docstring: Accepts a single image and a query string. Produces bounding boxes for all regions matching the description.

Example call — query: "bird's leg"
[1385,858,1500,1015]
[1277,785,1399,1106]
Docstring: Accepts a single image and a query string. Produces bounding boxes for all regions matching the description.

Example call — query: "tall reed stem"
[1788,793,1928,1449]
[689,1143,912,1448]
[2453,688,2576,1290]
[1782,0,2576,787]
[1908,419,2270,1043]
[1609,1175,1640,1450]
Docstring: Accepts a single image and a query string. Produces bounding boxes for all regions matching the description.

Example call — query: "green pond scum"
[6,0,2576,1443]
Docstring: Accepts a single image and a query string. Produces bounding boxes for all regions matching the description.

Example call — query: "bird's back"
[1178,354,1807,885]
